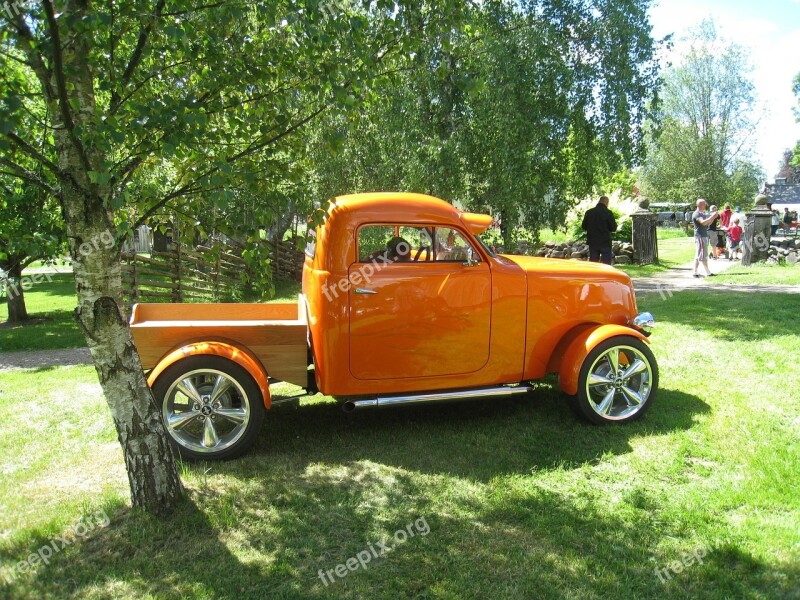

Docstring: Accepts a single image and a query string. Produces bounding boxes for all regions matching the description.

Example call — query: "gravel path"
[632,257,800,294]
[0,347,92,372]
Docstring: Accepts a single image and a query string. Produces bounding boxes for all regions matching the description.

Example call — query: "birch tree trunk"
[63,193,183,514]
[17,2,184,514]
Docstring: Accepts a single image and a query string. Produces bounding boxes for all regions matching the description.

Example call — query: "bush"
[567,193,638,244]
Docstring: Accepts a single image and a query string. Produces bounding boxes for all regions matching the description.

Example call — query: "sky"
[648,0,800,180]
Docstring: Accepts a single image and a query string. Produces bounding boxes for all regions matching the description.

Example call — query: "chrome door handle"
[354,288,377,295]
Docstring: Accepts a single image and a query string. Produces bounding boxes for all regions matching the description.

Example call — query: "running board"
[341,385,534,412]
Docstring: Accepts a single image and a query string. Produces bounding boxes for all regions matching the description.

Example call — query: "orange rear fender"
[558,325,649,396]
[146,341,272,409]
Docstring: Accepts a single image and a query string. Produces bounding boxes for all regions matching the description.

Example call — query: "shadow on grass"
[2,500,277,600]
[243,385,710,481]
[11,420,796,599]
[10,388,795,599]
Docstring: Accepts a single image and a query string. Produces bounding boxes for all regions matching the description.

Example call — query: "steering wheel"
[414,246,430,261]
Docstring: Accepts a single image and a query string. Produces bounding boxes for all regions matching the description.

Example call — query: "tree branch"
[162,2,229,17]
[40,0,93,173]
[5,132,62,178]
[108,59,193,117]
[7,11,56,101]
[132,103,328,229]
[0,159,61,199]
[110,0,166,113]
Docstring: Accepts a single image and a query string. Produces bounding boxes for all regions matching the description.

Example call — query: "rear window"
[304,228,316,259]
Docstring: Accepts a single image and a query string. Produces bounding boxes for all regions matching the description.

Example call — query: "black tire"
[152,355,266,460]
[573,335,658,425]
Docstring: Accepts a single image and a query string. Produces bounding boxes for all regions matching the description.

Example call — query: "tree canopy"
[0,0,465,514]
[640,19,764,206]
[308,0,661,247]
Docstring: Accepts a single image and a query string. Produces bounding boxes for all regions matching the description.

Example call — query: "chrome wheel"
[162,368,251,454]
[585,345,652,420]
[574,336,658,425]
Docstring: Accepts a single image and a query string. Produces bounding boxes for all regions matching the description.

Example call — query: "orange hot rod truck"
[131,192,657,460]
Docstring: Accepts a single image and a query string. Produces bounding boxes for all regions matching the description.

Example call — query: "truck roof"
[329,192,492,234]
[330,192,459,222]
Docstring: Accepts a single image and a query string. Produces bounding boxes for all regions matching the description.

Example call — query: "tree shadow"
[11,447,792,599]
[252,384,708,482]
[3,500,273,599]
[8,385,793,599]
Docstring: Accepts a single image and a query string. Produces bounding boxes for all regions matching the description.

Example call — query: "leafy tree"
[641,19,763,205]
[309,0,661,248]
[775,148,798,183]
[0,179,64,323]
[0,46,65,322]
[1,0,460,514]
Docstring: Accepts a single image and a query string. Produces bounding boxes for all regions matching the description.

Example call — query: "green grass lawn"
[710,261,800,286]
[1,289,797,598]
[615,234,696,278]
[0,273,85,352]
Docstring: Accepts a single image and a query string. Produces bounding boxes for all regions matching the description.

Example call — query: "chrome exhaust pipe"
[341,385,533,413]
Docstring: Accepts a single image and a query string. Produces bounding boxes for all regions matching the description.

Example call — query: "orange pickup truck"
[131,192,657,459]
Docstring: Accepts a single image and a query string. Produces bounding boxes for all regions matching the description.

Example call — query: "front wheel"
[152,356,266,460]
[574,336,658,424]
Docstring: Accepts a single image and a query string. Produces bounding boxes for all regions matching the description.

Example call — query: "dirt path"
[632,256,800,294]
[0,347,92,372]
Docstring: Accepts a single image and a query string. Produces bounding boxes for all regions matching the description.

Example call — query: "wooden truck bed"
[129,300,309,387]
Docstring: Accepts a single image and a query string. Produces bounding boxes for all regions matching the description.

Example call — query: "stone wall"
[767,237,799,264]
[533,240,635,264]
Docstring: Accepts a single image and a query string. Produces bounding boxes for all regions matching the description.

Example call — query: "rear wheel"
[574,336,657,424]
[152,356,265,460]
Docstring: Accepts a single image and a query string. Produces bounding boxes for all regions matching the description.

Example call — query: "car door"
[348,224,492,381]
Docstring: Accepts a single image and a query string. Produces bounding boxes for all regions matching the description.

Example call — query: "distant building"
[764,179,800,205]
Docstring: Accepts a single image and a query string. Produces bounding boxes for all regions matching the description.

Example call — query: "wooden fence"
[120,238,304,308]
[121,246,245,306]
[268,237,306,281]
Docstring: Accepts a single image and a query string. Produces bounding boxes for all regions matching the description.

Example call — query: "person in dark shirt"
[783,208,793,234]
[581,196,617,265]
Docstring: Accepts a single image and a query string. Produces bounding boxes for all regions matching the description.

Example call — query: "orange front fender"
[558,325,649,396]
[146,341,272,409]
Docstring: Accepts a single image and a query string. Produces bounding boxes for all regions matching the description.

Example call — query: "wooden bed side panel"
[131,302,302,323]
[132,323,309,387]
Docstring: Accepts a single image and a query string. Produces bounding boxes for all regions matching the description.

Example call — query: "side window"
[435,227,480,262]
[358,225,434,263]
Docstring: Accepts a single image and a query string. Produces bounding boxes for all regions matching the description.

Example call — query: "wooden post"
[173,217,182,303]
[742,196,772,266]
[631,208,659,266]
[214,251,221,301]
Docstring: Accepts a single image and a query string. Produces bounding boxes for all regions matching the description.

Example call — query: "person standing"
[769,205,779,236]
[708,204,721,259]
[727,217,743,260]
[783,208,793,234]
[720,204,733,229]
[692,198,718,278]
[581,195,617,265]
